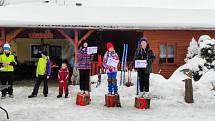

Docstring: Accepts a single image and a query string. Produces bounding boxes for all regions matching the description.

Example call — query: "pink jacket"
[103,51,119,73]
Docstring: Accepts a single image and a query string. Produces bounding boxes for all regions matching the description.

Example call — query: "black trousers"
[1,72,14,95]
[32,75,48,95]
[79,69,90,91]
[138,69,150,92]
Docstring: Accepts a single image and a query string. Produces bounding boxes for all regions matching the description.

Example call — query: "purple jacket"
[78,47,92,69]
[45,59,52,76]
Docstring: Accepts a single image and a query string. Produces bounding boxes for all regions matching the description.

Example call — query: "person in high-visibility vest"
[28,51,51,98]
[0,43,17,99]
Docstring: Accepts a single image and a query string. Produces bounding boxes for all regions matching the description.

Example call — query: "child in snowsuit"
[103,42,119,95]
[134,37,155,98]
[57,62,69,98]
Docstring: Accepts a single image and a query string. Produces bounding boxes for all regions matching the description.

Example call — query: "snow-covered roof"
[0,2,215,30]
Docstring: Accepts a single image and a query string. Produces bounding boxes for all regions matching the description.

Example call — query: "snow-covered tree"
[184,35,215,81]
[185,38,199,62]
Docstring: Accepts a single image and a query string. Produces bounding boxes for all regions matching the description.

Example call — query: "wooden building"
[0,2,215,78]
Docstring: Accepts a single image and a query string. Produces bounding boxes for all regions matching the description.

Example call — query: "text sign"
[135,60,147,68]
[107,58,118,68]
[87,47,98,55]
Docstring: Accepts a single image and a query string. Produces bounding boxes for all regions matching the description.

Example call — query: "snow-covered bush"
[185,37,199,62]
[184,35,215,81]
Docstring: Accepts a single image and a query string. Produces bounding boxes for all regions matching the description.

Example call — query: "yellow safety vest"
[0,53,17,72]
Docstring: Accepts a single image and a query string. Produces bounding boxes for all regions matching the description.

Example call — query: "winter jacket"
[45,59,52,76]
[0,53,17,72]
[78,47,92,69]
[134,47,155,73]
[103,51,119,73]
[58,68,70,83]
[36,56,49,77]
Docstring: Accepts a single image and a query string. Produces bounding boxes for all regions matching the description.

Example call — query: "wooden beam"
[74,30,79,65]
[57,29,75,46]
[78,30,95,45]
[0,28,6,46]
[6,28,24,43]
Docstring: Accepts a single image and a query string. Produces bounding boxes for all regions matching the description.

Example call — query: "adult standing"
[28,51,51,98]
[134,37,155,98]
[0,43,17,99]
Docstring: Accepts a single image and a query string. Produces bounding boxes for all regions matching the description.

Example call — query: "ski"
[136,40,141,95]
[96,55,102,88]
[96,67,102,88]
[120,44,126,86]
[123,44,128,85]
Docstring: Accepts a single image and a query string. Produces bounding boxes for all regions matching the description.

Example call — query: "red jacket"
[58,68,69,83]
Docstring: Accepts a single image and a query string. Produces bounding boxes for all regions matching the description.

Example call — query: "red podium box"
[135,97,150,109]
[76,92,90,106]
[105,94,121,107]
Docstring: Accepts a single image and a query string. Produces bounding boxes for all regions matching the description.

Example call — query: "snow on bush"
[185,37,199,62]
[183,35,215,81]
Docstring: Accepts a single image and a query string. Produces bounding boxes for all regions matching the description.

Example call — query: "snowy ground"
[0,71,215,121]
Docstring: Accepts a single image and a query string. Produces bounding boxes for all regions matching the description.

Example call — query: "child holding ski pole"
[103,42,119,95]
[134,37,155,98]
[57,61,70,98]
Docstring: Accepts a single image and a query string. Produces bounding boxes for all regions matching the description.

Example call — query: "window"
[49,46,62,60]
[31,45,44,58]
[159,43,175,64]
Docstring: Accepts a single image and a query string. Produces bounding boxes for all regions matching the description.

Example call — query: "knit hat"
[107,42,114,50]
[3,43,11,51]
[140,37,148,43]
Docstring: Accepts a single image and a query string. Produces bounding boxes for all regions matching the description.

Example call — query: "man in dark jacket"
[134,37,155,98]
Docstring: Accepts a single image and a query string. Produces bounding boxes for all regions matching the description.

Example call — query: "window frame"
[49,45,62,60]
[158,42,177,65]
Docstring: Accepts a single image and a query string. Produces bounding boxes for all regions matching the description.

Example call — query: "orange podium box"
[105,94,121,107]
[76,92,90,106]
[135,97,150,109]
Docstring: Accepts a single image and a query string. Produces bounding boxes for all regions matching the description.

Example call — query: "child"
[134,37,155,98]
[57,62,70,98]
[103,42,119,95]
[28,51,51,98]
[78,40,92,95]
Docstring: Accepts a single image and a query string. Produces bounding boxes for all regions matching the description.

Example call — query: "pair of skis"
[120,44,128,86]
[136,40,141,95]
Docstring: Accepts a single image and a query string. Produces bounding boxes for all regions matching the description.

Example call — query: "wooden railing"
[90,62,134,75]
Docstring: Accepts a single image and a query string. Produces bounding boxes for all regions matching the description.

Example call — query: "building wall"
[12,38,70,63]
[145,30,215,78]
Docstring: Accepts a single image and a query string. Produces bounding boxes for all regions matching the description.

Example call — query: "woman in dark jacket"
[78,40,92,95]
[134,37,155,98]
